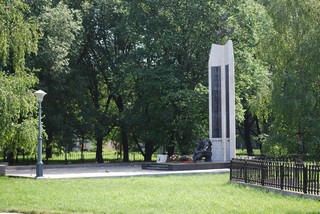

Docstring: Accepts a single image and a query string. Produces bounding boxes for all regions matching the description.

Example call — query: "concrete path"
[5,163,229,179]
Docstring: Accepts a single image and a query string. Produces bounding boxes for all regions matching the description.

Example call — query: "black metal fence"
[3,151,154,165]
[230,158,320,195]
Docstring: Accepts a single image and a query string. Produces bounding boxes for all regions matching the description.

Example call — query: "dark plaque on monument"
[211,66,222,138]
[225,64,230,138]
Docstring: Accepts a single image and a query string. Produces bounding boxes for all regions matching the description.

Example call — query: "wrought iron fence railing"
[2,151,156,165]
[230,158,320,195]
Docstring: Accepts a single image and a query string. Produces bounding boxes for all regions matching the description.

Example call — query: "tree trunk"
[167,133,175,157]
[113,95,129,162]
[244,111,254,156]
[7,152,14,166]
[167,145,175,158]
[256,118,262,153]
[121,127,129,162]
[46,132,53,163]
[297,126,304,154]
[144,141,153,162]
[96,136,104,163]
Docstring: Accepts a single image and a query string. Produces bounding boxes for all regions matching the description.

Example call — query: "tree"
[74,0,274,161]
[30,2,82,157]
[6,0,281,164]
[220,0,273,155]
[73,0,131,162]
[0,0,40,164]
[123,0,223,160]
[263,0,320,159]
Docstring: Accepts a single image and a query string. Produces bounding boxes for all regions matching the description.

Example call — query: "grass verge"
[0,174,319,213]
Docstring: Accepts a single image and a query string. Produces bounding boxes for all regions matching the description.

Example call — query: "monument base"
[141,162,230,171]
[211,138,233,162]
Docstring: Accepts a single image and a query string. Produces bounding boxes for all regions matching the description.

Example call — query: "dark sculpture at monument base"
[141,138,228,171]
[154,138,213,164]
[192,138,212,163]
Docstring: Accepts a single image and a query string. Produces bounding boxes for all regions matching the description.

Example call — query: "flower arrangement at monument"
[168,155,193,163]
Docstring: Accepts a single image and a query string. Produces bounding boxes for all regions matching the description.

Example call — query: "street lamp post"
[34,90,47,178]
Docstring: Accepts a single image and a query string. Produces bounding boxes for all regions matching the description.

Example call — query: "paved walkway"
[5,163,229,179]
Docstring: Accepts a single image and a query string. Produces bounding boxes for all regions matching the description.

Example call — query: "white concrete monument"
[208,40,236,162]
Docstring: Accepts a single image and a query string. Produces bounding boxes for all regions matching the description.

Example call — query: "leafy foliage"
[123,0,221,158]
[3,0,320,162]
[0,0,40,160]
[222,0,273,155]
[263,0,320,159]
[0,0,40,74]
[33,1,83,153]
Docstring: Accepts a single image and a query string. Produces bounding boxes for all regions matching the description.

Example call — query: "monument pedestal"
[141,162,230,171]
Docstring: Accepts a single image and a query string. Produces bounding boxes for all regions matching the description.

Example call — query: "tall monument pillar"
[209,40,236,162]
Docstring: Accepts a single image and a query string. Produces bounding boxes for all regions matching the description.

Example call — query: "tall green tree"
[30,1,82,156]
[264,0,320,159]
[220,0,273,155]
[74,0,131,162]
[74,0,275,161]
[124,0,222,160]
[0,0,40,164]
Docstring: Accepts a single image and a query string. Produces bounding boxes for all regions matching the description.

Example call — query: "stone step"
[141,164,170,170]
[141,162,230,171]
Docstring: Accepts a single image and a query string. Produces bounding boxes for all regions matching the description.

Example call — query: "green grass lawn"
[0,174,319,214]
[236,149,261,156]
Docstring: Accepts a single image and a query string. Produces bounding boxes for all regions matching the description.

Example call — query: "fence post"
[244,160,248,183]
[230,159,233,181]
[261,161,265,186]
[303,165,308,194]
[280,164,284,190]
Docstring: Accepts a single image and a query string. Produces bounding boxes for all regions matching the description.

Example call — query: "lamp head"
[34,90,47,102]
